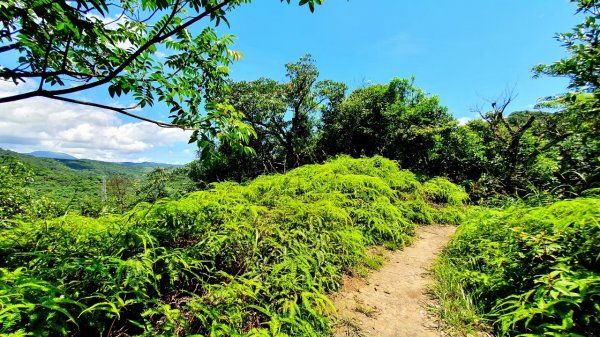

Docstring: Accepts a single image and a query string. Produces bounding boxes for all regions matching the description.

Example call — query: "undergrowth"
[0,156,466,336]
[431,198,600,336]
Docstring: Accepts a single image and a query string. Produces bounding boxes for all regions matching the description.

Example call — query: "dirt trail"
[332,225,456,337]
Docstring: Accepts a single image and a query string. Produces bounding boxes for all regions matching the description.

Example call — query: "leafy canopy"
[191,54,347,182]
[0,0,323,153]
[319,77,455,173]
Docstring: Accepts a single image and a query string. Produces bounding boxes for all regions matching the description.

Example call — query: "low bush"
[432,198,600,336]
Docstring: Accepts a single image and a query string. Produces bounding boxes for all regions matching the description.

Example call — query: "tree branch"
[509,115,535,151]
[43,95,196,130]
[0,0,234,104]
[0,42,21,54]
[38,36,55,90]
[60,37,73,73]
[0,69,94,79]
[139,8,160,24]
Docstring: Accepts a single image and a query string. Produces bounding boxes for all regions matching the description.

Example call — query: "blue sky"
[0,0,580,163]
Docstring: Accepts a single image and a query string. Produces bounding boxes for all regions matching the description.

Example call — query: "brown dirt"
[331,225,456,337]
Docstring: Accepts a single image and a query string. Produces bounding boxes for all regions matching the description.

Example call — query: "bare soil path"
[332,225,456,337]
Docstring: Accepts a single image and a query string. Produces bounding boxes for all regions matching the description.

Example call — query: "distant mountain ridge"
[22,150,179,168]
[29,151,78,160]
[117,161,180,168]
[1,148,180,173]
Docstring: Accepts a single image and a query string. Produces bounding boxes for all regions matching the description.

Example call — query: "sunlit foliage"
[0,156,465,336]
[432,198,600,336]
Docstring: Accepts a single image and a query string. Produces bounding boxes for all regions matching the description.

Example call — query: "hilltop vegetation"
[192,57,598,203]
[0,156,466,336]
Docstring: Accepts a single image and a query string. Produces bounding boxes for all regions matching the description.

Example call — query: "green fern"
[0,156,466,336]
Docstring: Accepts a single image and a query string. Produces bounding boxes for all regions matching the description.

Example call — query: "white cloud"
[0,81,193,162]
[85,13,129,31]
[0,79,37,98]
[457,117,472,126]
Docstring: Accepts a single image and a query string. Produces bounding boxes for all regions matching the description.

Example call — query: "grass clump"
[431,197,600,336]
[353,299,378,318]
[0,156,465,336]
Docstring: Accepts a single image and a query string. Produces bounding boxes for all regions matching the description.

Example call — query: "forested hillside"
[0,149,193,217]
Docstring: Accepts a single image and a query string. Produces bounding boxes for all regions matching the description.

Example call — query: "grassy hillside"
[0,156,467,336]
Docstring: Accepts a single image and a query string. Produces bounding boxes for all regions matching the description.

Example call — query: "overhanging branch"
[44,95,197,130]
[0,42,21,53]
[0,0,234,104]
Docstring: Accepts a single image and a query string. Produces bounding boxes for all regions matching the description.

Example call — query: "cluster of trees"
[190,56,598,202]
[99,167,196,213]
[184,0,599,203]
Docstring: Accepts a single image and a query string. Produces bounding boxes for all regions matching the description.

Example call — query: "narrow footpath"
[332,225,456,337]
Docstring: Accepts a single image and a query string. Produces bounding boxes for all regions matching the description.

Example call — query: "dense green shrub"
[432,198,600,336]
[0,158,33,221]
[0,156,465,336]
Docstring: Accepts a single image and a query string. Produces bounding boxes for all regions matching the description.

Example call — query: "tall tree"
[190,54,346,182]
[319,77,455,175]
[531,0,600,194]
[106,174,134,212]
[474,94,537,193]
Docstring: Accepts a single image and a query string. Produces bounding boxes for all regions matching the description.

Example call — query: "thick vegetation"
[0,156,466,336]
[432,198,600,336]
[192,56,598,202]
[1,0,599,336]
